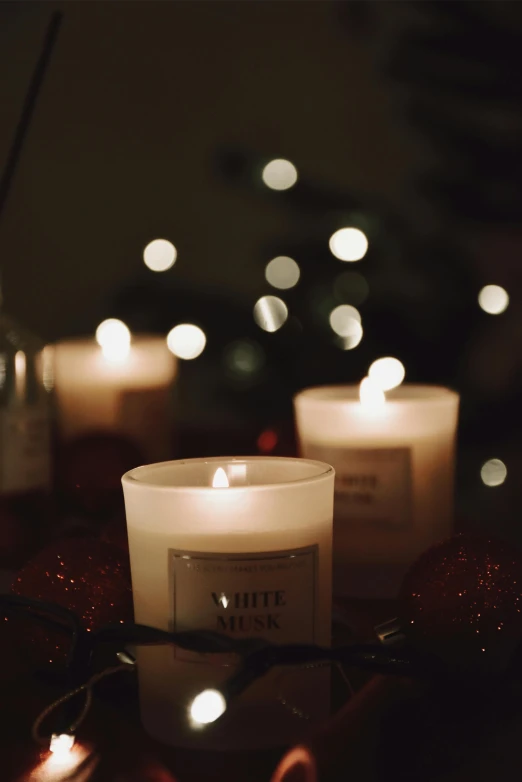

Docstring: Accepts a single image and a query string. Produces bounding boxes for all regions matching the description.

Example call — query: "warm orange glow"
[212,467,229,488]
[33,740,96,782]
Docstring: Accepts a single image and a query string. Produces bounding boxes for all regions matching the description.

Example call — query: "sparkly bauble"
[55,433,143,519]
[400,534,522,674]
[11,538,133,667]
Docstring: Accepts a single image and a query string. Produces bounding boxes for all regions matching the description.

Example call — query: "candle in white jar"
[52,322,177,461]
[294,382,459,599]
[122,456,334,749]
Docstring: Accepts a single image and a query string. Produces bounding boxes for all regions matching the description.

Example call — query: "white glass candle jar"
[52,335,177,461]
[122,456,334,749]
[294,385,459,599]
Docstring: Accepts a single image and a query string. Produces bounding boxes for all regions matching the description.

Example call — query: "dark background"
[1,1,522,542]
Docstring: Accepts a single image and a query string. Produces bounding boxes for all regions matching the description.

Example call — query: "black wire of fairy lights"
[0,594,445,748]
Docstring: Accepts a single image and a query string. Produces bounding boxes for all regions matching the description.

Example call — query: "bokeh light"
[253,296,288,332]
[224,340,265,378]
[265,256,300,290]
[190,689,227,725]
[40,739,92,779]
[329,303,363,350]
[167,324,206,359]
[337,318,363,350]
[143,238,177,272]
[369,357,405,391]
[329,304,361,333]
[329,227,368,262]
[333,271,369,305]
[50,734,75,757]
[261,159,298,191]
[478,285,509,315]
[257,428,278,453]
[480,459,507,487]
[95,319,131,361]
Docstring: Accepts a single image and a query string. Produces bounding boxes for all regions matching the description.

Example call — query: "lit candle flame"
[50,733,75,757]
[189,689,227,725]
[359,376,386,409]
[212,467,229,488]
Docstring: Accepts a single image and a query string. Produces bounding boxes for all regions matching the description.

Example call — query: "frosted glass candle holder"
[122,456,334,749]
[294,385,459,599]
[53,335,177,461]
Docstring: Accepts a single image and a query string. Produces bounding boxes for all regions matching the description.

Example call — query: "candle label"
[308,445,412,527]
[168,545,318,661]
[0,406,51,492]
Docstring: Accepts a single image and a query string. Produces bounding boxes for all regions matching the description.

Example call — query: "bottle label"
[168,545,318,661]
[0,406,51,493]
[306,445,412,528]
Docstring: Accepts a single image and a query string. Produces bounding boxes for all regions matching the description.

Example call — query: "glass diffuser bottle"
[0,294,52,569]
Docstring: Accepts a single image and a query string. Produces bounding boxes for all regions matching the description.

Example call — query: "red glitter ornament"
[11,537,133,667]
[400,534,522,674]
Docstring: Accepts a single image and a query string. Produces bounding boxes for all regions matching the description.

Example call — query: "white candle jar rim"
[122,456,334,493]
[295,384,458,407]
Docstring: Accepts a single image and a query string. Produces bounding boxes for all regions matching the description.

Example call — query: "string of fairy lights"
[0,594,442,766]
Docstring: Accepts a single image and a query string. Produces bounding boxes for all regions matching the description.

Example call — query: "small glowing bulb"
[95,319,131,361]
[212,467,229,488]
[359,376,385,408]
[265,256,300,290]
[189,689,227,725]
[143,238,177,272]
[480,459,507,487]
[261,159,298,191]
[167,324,206,360]
[50,733,75,757]
[329,227,368,262]
[478,285,509,315]
[368,357,405,391]
[253,295,288,332]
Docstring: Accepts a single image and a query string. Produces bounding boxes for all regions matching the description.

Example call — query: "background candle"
[294,385,459,599]
[52,331,177,461]
[122,456,334,749]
